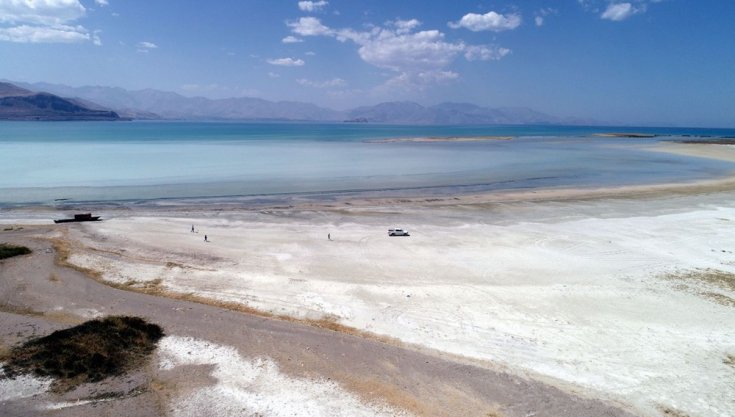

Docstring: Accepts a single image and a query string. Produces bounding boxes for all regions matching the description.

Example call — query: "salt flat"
[2,227,629,417]
[61,188,735,417]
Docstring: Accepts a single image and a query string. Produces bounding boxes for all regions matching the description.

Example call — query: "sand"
[0,230,632,417]
[54,189,735,417]
[157,335,410,417]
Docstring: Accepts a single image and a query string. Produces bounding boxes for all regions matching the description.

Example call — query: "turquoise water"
[1,121,734,205]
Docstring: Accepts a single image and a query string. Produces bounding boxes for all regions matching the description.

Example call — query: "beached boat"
[54,213,101,224]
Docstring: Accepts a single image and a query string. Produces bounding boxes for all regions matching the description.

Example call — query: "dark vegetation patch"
[665,269,735,292]
[0,316,163,391]
[701,291,735,307]
[659,406,690,417]
[662,269,735,307]
[0,302,44,317]
[0,243,31,259]
[725,354,735,367]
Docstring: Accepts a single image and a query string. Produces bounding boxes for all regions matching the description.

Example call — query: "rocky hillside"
[0,82,122,121]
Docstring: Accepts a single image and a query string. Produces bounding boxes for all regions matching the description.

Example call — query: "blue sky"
[1,0,734,127]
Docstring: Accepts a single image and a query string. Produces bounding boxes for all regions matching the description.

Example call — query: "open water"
[1,121,734,205]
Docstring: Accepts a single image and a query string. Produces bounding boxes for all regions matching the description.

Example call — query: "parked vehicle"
[388,228,409,236]
[54,213,101,223]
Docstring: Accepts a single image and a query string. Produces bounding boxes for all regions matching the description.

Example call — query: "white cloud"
[297,78,346,88]
[534,8,557,27]
[581,1,655,21]
[136,41,157,53]
[304,51,316,56]
[282,35,303,43]
[389,18,421,34]
[357,29,464,72]
[137,41,157,49]
[287,16,510,90]
[448,11,521,32]
[0,0,100,45]
[268,72,280,78]
[92,29,101,45]
[95,0,109,6]
[288,16,332,36]
[0,24,89,43]
[0,0,86,25]
[412,70,459,83]
[379,70,459,92]
[267,57,305,66]
[578,0,594,10]
[333,27,371,44]
[464,45,511,61]
[298,1,328,12]
[601,3,642,21]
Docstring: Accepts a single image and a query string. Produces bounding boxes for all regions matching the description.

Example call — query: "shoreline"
[2,140,735,416]
[4,168,735,219]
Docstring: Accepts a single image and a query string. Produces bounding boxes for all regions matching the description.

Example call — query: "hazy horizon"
[1,1,734,127]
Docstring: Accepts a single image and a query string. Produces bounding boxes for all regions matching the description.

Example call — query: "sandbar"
[593,133,657,138]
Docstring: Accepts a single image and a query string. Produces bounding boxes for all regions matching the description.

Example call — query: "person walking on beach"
[191,225,195,233]
[328,233,331,241]
[204,235,208,242]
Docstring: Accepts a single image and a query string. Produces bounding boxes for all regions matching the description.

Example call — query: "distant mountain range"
[0,82,121,121]
[345,102,589,125]
[3,80,597,125]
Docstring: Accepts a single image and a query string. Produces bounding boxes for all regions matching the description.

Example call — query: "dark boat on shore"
[54,213,101,224]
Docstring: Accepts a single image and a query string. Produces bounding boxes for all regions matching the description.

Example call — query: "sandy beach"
[1,142,734,417]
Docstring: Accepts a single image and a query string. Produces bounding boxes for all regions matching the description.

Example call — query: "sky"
[1,0,734,127]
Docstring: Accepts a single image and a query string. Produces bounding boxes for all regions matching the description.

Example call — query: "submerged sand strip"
[367,136,513,143]
[647,141,735,162]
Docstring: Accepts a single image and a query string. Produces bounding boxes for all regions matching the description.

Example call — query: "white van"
[388,228,410,236]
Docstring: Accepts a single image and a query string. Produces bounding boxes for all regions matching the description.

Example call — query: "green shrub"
[0,244,31,259]
[1,316,164,390]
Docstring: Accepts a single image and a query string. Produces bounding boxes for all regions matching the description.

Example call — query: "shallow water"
[1,121,734,205]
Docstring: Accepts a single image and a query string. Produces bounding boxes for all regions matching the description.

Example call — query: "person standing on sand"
[191,225,195,233]
[328,233,331,240]
[204,235,208,242]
